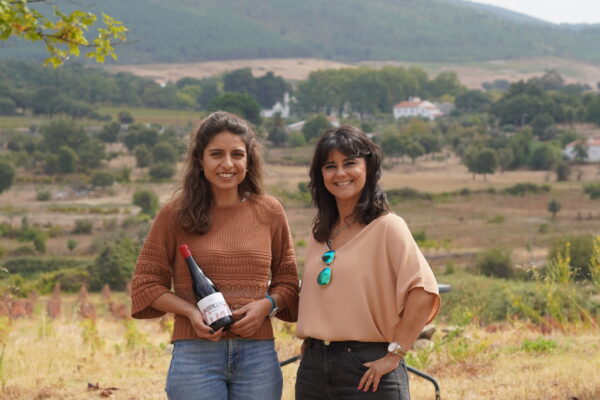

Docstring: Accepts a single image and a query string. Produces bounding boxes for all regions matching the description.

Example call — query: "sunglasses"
[317,249,336,286]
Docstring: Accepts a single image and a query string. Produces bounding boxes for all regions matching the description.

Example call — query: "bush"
[548,234,595,280]
[502,183,551,196]
[2,257,84,277]
[72,219,93,234]
[0,161,15,194]
[149,162,176,181]
[118,110,134,124]
[88,237,139,291]
[36,267,90,293]
[36,190,51,201]
[583,183,600,199]
[91,171,115,187]
[385,187,433,204]
[476,247,514,278]
[132,189,159,217]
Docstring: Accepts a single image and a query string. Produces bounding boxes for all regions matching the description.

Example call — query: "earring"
[200,167,204,171]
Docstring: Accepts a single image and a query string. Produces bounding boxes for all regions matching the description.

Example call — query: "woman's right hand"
[187,308,224,341]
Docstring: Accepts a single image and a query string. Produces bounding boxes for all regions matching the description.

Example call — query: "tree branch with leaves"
[0,0,127,67]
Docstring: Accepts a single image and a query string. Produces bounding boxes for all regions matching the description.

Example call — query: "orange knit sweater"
[131,194,299,341]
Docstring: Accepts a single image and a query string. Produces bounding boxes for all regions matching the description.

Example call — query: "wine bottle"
[178,244,234,331]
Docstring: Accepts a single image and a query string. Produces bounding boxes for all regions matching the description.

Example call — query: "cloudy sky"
[472,0,600,24]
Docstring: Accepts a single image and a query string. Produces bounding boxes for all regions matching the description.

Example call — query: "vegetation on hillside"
[3,0,600,64]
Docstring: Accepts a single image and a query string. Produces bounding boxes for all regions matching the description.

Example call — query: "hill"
[2,0,600,64]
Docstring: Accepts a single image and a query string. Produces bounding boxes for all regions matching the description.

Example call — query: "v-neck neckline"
[325,213,387,252]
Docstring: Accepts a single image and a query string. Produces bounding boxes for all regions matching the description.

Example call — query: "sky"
[472,0,600,24]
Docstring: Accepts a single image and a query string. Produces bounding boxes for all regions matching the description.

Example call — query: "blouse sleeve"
[268,199,300,322]
[130,203,177,319]
[388,215,440,325]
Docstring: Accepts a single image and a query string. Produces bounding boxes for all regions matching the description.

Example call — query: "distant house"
[261,93,292,119]
[393,97,444,120]
[564,138,600,162]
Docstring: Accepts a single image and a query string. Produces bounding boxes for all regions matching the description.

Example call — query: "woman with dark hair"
[296,125,440,399]
[131,111,299,400]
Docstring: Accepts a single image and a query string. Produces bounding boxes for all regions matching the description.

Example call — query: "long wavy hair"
[308,125,389,243]
[175,111,264,234]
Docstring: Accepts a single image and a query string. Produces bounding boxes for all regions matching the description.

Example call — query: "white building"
[286,115,340,132]
[393,97,444,120]
[564,138,600,162]
[261,93,292,119]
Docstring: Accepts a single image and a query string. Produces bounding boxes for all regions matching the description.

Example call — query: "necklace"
[326,217,357,249]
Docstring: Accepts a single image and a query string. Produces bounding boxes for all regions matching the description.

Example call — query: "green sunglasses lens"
[317,266,332,286]
[318,249,335,286]
[322,250,335,264]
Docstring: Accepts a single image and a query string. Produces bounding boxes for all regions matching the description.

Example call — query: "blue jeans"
[166,339,283,400]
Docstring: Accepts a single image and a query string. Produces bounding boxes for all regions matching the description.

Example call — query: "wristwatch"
[387,342,407,358]
[266,294,279,318]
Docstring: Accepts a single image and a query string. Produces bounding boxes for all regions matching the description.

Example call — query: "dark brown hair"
[176,111,264,234]
[308,125,389,243]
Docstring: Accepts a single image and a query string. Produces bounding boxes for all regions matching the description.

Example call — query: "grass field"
[2,293,599,400]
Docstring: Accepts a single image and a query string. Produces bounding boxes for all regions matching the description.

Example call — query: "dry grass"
[102,56,600,89]
[2,298,599,400]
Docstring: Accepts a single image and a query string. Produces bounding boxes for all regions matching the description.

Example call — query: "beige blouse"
[297,212,440,343]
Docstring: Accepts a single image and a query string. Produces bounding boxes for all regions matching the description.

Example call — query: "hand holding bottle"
[230,299,272,337]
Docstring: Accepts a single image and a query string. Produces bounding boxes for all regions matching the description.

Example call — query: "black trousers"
[295,338,410,400]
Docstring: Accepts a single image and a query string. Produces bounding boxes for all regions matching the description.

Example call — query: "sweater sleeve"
[130,203,177,319]
[267,199,300,322]
[387,216,440,335]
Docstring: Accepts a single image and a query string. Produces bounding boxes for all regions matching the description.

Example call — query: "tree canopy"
[0,0,127,66]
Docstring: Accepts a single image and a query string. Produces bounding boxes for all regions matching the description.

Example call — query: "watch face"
[388,342,398,352]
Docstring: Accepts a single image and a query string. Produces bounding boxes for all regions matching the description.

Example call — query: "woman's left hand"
[357,353,402,392]
[229,299,272,337]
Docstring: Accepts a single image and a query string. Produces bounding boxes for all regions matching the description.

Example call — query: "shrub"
[2,257,83,277]
[385,187,433,204]
[88,237,139,291]
[36,190,51,201]
[548,234,595,280]
[132,189,159,217]
[72,219,93,234]
[476,247,513,278]
[583,183,600,199]
[91,171,115,187]
[502,183,550,196]
[118,110,134,124]
[149,162,176,181]
[36,267,90,293]
[0,161,15,194]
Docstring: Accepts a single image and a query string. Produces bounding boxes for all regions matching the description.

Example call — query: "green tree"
[41,120,89,152]
[554,161,571,182]
[78,139,106,170]
[118,110,134,124]
[67,239,78,252]
[0,1,127,67]
[91,171,115,187]
[57,146,77,173]
[573,141,588,162]
[405,140,425,164]
[0,161,15,193]
[98,122,120,143]
[152,142,178,164]
[497,147,515,173]
[134,144,151,168]
[223,68,257,96]
[547,199,561,219]
[88,237,139,291]
[132,189,159,217]
[528,142,561,170]
[464,147,498,180]
[302,114,332,142]
[531,113,555,139]
[148,162,175,181]
[207,92,262,125]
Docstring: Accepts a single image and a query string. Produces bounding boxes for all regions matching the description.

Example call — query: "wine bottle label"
[197,292,232,325]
